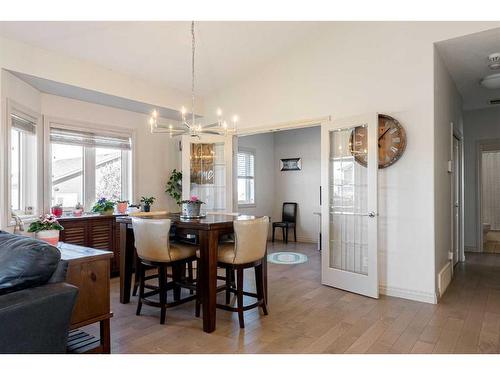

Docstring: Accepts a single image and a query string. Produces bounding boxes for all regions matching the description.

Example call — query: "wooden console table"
[59,243,113,354]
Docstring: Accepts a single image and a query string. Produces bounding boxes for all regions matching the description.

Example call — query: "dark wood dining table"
[116,213,267,333]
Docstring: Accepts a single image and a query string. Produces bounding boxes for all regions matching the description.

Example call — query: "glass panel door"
[321,114,378,298]
[181,135,234,214]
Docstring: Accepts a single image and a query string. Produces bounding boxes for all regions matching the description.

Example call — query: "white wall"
[41,93,180,212]
[463,106,500,251]
[433,48,463,294]
[206,22,500,303]
[238,127,321,243]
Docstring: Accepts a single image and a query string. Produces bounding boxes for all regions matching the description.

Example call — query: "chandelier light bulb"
[149,118,154,126]
[216,108,222,117]
[181,106,187,115]
[152,110,158,118]
[168,124,173,130]
[223,121,228,129]
[232,115,239,123]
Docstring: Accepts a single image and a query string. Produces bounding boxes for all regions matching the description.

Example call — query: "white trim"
[437,261,453,298]
[237,116,330,136]
[237,146,256,207]
[379,285,437,304]
[3,99,42,227]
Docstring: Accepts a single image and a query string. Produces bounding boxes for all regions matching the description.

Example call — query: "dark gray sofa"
[0,231,78,354]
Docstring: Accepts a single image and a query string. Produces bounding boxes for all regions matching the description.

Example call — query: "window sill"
[238,203,257,209]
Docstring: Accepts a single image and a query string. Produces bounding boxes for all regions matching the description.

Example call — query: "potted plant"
[181,196,204,217]
[165,169,182,205]
[116,200,129,214]
[73,202,84,217]
[51,204,63,218]
[140,196,156,212]
[28,214,64,246]
[92,198,115,215]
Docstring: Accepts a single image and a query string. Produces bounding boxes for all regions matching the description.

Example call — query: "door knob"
[368,212,376,218]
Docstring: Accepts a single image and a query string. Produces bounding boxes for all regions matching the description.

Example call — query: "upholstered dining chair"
[132,217,198,324]
[272,202,297,243]
[196,216,269,328]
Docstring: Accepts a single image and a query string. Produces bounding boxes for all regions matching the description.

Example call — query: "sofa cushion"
[0,231,61,296]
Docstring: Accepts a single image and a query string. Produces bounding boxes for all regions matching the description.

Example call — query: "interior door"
[321,113,379,298]
[181,134,235,213]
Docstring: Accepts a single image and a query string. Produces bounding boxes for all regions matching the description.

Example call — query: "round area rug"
[267,252,308,265]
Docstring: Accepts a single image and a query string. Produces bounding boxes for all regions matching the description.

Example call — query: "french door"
[181,134,236,213]
[321,114,379,298]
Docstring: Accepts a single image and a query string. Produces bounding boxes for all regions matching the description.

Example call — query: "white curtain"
[482,151,500,230]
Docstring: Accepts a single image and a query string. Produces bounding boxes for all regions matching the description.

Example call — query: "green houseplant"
[140,196,156,212]
[92,198,115,215]
[166,169,182,205]
[28,214,64,246]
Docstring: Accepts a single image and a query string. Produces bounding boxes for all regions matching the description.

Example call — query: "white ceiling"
[436,27,500,110]
[0,21,328,97]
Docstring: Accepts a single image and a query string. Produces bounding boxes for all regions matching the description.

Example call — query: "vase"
[51,206,63,218]
[117,202,128,214]
[72,208,83,217]
[101,208,114,216]
[181,202,201,217]
[143,204,151,212]
[36,230,60,246]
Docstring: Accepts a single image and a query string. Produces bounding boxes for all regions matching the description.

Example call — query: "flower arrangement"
[73,202,84,217]
[180,196,204,217]
[51,204,63,218]
[28,214,64,233]
[92,198,116,215]
[181,196,204,204]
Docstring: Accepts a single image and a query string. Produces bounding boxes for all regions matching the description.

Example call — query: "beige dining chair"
[132,217,198,324]
[196,216,269,328]
[128,210,169,217]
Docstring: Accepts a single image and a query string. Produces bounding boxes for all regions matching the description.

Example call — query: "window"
[237,149,255,206]
[9,111,38,215]
[50,125,132,211]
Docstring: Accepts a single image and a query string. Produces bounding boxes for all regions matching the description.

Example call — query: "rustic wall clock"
[349,114,406,169]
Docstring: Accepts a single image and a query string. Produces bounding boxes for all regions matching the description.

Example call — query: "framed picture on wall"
[280,158,302,171]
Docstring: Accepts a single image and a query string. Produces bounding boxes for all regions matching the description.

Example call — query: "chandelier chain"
[191,20,196,128]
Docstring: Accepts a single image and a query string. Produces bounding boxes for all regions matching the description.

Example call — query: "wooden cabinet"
[58,215,123,275]
[60,243,113,354]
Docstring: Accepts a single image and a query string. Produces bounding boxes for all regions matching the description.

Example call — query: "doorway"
[478,142,500,254]
[452,133,464,265]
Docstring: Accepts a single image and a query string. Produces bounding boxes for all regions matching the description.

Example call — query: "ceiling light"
[480,73,500,89]
[488,53,500,70]
[149,21,237,138]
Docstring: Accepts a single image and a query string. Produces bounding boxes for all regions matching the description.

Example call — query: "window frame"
[237,147,256,208]
[3,99,42,226]
[44,116,135,213]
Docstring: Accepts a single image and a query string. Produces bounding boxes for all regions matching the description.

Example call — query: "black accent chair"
[272,202,298,243]
[0,231,78,354]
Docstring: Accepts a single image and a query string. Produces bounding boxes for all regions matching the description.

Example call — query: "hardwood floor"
[83,244,500,353]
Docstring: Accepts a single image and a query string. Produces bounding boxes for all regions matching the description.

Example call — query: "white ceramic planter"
[36,230,60,246]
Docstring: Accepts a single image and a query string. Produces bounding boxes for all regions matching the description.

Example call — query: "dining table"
[116,213,267,333]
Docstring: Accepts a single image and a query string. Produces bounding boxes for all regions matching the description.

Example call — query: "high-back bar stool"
[132,217,198,324]
[197,216,269,328]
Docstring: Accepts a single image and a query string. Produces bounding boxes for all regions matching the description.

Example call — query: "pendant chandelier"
[149,21,238,137]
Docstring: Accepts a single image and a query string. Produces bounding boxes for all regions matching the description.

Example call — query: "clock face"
[349,114,406,169]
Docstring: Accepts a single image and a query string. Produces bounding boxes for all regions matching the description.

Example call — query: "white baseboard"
[437,261,452,298]
[379,284,437,304]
